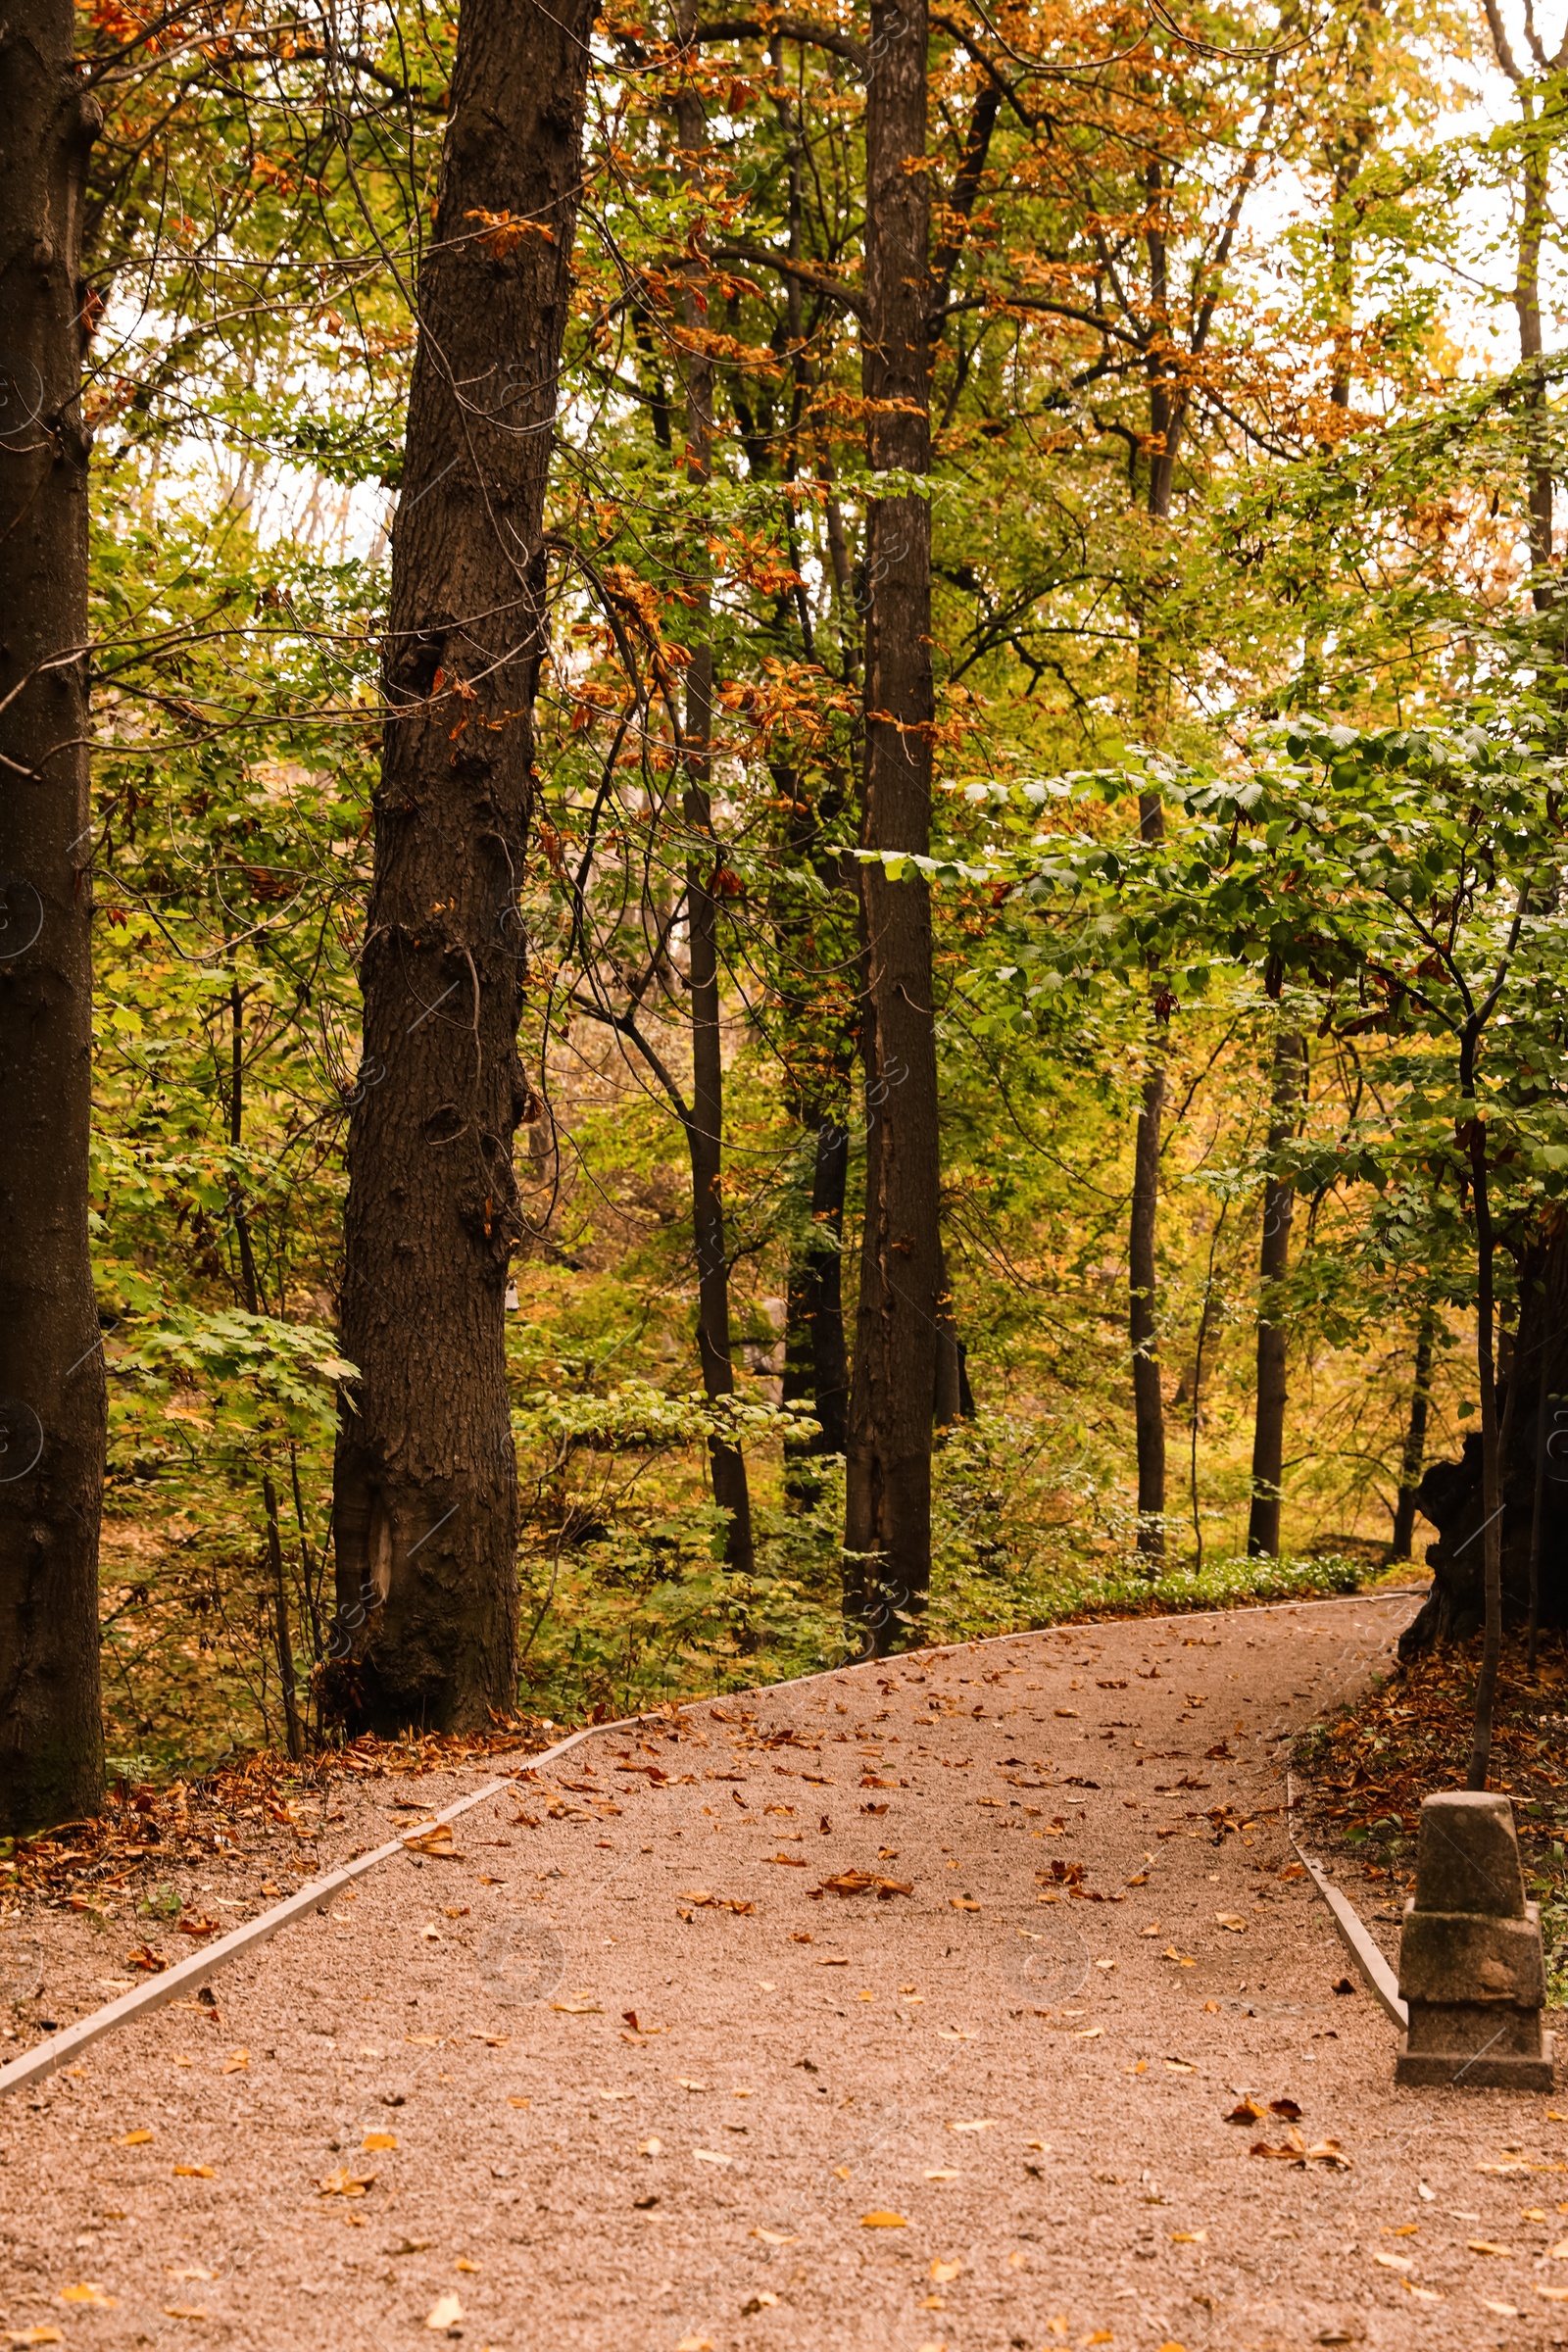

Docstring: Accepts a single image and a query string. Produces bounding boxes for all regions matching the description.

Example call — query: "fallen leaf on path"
[1162,2058,1193,2073]
[1373,2253,1411,2272]
[861,2212,906,2228]
[1225,2098,1267,2125]
[406,2034,442,2047]
[1538,2284,1568,2300]
[362,2132,397,2152]
[949,1897,980,1912]
[1466,2240,1510,2256]
[674,2338,712,2351]
[1171,2230,1207,2243]
[1077,2027,1104,2039]
[423,2295,463,2330]
[1269,2098,1302,2120]
[1402,2284,1443,2303]
[116,2129,154,2146]
[678,2078,709,2091]
[175,1917,220,1937]
[418,1926,441,1942]
[505,2095,529,2109]
[924,2169,959,2180]
[468,2033,510,2047]
[949,2119,998,2133]
[1481,2301,1519,2318]
[442,1907,468,1920]
[638,2137,662,2154]
[6,2329,64,2345]
[742,2294,779,2315]
[551,1999,603,2014]
[752,2228,797,2245]
[172,2166,216,2179]
[1215,1915,1247,1933]
[124,1945,167,1973]
[1160,1948,1196,1967]
[315,2169,375,2197]
[764,1853,808,1866]
[1054,1709,1078,1718]
[166,2270,215,2282]
[455,2259,479,2274]
[59,2287,116,2309]
[693,2149,733,2168]
[221,2049,248,2074]
[930,2260,962,2283]
[161,2307,207,2322]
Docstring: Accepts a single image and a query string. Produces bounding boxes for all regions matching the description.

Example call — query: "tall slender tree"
[1247,1026,1302,1556]
[843,0,942,1651]
[0,0,106,1835]
[332,0,597,1730]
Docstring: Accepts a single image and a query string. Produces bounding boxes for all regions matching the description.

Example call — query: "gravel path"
[6,1589,1565,2352]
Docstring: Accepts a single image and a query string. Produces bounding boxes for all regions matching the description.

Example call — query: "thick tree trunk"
[1247,1029,1301,1557]
[843,0,941,1654]
[675,31,754,1570]
[331,0,595,1731]
[1400,1224,1568,1657]
[1129,1056,1166,1559]
[782,1114,850,1500]
[0,1,107,1837]
[1391,1310,1436,1561]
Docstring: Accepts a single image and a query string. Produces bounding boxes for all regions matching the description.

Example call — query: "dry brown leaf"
[6,2328,64,2345]
[1269,2097,1302,2120]
[362,2132,398,2152]
[454,2260,479,2275]
[861,2211,907,2228]
[161,2307,208,2322]
[1214,1914,1247,1933]
[551,1999,603,2015]
[59,2287,117,2309]
[752,2227,797,2245]
[175,1917,220,1937]
[124,1945,167,1974]
[674,2338,713,2352]
[1467,2240,1511,2256]
[1225,2098,1266,2125]
[1170,2231,1206,2244]
[316,2168,375,2198]
[221,2049,248,2075]
[116,2128,154,2146]
[924,2168,960,2180]
[172,2166,216,2180]
[423,2293,463,2330]
[506,2095,530,2110]
[693,2148,733,2168]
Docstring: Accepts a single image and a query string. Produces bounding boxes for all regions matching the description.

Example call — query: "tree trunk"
[0,0,107,1837]
[1401,1222,1568,1657]
[1129,1055,1166,1559]
[1466,1114,1503,1790]
[1390,1310,1436,1561]
[1247,1028,1301,1557]
[782,1114,850,1500]
[330,0,596,1732]
[675,24,754,1571]
[843,0,941,1654]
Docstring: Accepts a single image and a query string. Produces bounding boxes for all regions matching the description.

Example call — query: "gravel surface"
[6,1588,1567,2352]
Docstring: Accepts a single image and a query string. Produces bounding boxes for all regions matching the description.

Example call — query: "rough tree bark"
[0,0,107,1836]
[331,0,596,1731]
[843,0,942,1652]
[674,20,755,1569]
[1246,1028,1301,1557]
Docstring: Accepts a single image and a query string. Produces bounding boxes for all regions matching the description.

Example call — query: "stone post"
[1396,1791,1554,2089]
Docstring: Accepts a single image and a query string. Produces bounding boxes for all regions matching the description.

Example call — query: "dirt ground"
[6,1587,1568,2352]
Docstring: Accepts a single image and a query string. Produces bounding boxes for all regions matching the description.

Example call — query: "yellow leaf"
[1214,1914,1247,1933]
[752,2227,797,2245]
[506,2095,530,2110]
[930,2259,962,2283]
[315,2168,375,2197]
[116,2129,153,2146]
[551,2000,603,2015]
[1170,2230,1207,2243]
[7,2330,65,2345]
[1374,2252,1411,2271]
[924,2169,960,2180]
[362,2132,398,2152]
[693,2148,733,2168]
[221,2049,248,2074]
[861,2211,907,2228]
[1467,2240,1511,2256]
[172,2166,216,2180]
[424,2294,463,2330]
[455,2259,479,2274]
[1481,2301,1518,2318]
[949,2119,998,2133]
[60,2287,117,2309]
